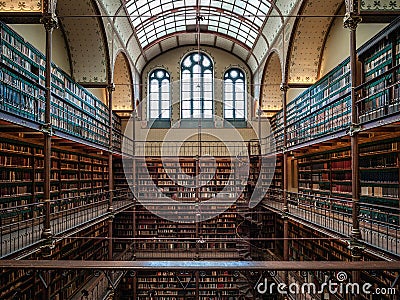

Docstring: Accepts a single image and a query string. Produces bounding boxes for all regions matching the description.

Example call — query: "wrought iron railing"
[0,189,133,258]
[263,190,400,256]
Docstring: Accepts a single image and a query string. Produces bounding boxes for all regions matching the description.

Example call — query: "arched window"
[148,69,170,120]
[224,68,246,121]
[181,52,213,119]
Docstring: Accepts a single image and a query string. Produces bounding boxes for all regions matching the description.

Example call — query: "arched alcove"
[113,52,133,111]
[260,51,283,117]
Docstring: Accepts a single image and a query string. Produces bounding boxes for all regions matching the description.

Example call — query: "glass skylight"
[124,0,271,49]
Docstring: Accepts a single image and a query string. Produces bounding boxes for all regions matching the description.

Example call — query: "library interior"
[0,0,399,299]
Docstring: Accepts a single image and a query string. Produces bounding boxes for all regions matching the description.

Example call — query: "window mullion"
[190,69,193,118]
[158,79,162,118]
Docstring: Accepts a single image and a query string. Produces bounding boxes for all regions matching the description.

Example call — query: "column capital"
[41,14,58,32]
[107,83,116,93]
[343,13,362,31]
[280,83,289,92]
[347,239,364,259]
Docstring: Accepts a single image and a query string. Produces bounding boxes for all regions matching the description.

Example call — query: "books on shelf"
[0,21,122,148]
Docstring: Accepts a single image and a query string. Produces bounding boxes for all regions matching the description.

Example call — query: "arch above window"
[224,68,246,124]
[181,52,214,120]
[148,69,171,123]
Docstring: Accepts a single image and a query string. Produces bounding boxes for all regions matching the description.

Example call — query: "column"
[107,84,115,262]
[40,3,57,299]
[40,7,57,248]
[280,83,289,263]
[344,1,364,295]
[344,1,362,242]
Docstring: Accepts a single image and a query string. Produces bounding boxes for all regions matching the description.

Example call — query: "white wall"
[320,18,388,77]
[10,24,71,75]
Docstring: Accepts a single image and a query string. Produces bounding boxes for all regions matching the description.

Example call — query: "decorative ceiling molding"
[361,0,399,11]
[0,0,43,13]
[261,52,283,112]
[286,0,343,84]
[57,0,109,84]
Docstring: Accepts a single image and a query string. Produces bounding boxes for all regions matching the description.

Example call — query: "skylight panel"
[185,0,196,6]
[222,2,233,11]
[246,4,258,16]
[210,0,222,8]
[173,0,184,8]
[163,2,173,11]
[125,0,272,49]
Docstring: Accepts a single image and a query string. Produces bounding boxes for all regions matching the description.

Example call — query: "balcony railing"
[263,190,400,256]
[0,189,133,258]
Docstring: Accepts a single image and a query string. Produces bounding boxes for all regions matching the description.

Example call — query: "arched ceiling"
[57,0,109,84]
[261,52,282,113]
[123,0,283,71]
[286,0,343,84]
[125,0,271,49]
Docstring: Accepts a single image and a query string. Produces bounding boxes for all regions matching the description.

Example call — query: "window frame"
[148,68,171,122]
[223,67,247,122]
[180,52,214,120]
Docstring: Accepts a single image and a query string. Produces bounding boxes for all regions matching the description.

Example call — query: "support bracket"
[347,124,362,136]
[104,270,117,290]
[347,239,365,259]
[40,123,53,136]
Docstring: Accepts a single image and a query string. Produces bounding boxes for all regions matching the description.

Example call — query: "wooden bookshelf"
[0,221,109,300]
[0,136,109,208]
[296,138,400,215]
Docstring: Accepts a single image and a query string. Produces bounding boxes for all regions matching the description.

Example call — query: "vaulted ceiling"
[121,0,296,72]
[52,0,350,89]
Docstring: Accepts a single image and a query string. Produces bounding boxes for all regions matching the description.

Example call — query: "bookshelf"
[272,217,398,300]
[283,58,351,148]
[114,211,134,253]
[127,270,242,300]
[0,21,124,150]
[296,138,399,215]
[0,136,109,209]
[357,18,400,124]
[0,221,109,300]
[268,20,400,151]
[263,153,283,203]
[359,140,399,208]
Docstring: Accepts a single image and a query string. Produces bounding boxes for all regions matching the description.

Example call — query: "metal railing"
[0,189,133,258]
[133,140,260,157]
[263,190,400,256]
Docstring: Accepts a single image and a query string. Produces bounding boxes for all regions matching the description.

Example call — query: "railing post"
[281,82,290,214]
[40,1,57,258]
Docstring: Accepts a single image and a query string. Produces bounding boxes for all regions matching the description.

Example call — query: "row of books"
[360,154,397,168]
[0,170,31,181]
[360,170,398,183]
[361,186,398,198]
